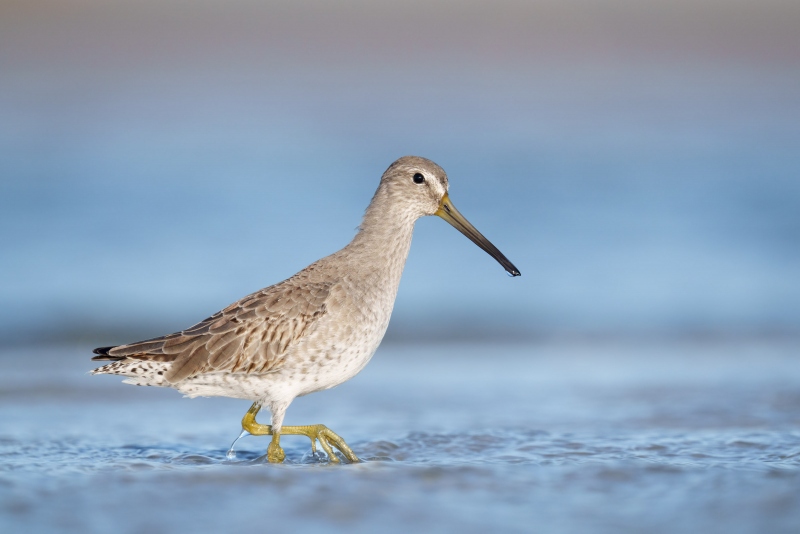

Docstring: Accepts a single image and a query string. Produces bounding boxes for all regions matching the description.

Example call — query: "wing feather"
[92,279,334,384]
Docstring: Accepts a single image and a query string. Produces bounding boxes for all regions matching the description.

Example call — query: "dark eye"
[413,173,425,184]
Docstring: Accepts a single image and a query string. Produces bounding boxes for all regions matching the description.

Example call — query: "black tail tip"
[91,346,120,361]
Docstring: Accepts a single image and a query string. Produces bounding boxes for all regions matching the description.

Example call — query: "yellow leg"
[241,402,360,464]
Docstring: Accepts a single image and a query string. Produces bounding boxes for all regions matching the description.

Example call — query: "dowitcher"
[91,156,520,463]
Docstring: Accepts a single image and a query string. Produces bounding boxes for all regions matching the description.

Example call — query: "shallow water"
[1,340,799,533]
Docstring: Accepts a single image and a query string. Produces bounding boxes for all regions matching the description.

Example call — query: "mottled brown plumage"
[94,275,333,383]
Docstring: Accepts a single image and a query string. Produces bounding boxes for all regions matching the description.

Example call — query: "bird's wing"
[92,279,334,383]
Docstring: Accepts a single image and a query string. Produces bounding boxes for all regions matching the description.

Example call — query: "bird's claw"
[304,424,359,463]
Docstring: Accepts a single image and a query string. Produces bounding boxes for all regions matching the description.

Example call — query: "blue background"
[1,0,798,343]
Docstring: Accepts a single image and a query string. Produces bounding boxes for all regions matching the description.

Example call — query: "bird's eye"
[413,173,425,184]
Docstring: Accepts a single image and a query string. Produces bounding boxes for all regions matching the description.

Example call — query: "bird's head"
[378,155,520,277]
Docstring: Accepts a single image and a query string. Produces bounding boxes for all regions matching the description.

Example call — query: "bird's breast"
[280,269,400,396]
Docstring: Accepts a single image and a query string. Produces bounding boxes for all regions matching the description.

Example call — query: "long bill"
[435,193,521,277]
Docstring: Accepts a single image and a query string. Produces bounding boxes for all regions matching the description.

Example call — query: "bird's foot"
[240,402,359,464]
[282,424,360,464]
[267,440,286,463]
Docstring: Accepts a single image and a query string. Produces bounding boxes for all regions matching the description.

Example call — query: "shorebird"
[91,156,520,463]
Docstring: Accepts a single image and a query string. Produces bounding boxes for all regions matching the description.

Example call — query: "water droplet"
[226,430,247,460]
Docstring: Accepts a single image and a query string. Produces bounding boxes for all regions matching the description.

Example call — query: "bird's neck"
[343,192,417,287]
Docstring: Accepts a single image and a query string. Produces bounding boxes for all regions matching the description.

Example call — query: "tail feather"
[91,346,122,361]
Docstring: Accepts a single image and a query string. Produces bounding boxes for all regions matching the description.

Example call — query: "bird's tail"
[91,346,123,361]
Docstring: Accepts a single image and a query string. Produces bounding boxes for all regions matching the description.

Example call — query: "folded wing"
[92,280,334,383]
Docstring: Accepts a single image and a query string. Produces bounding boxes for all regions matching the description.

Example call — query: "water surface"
[1,340,798,533]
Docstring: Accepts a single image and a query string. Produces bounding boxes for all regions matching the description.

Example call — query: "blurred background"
[1,0,798,346]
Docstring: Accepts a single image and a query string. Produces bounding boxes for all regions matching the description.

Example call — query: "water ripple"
[1,429,797,477]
